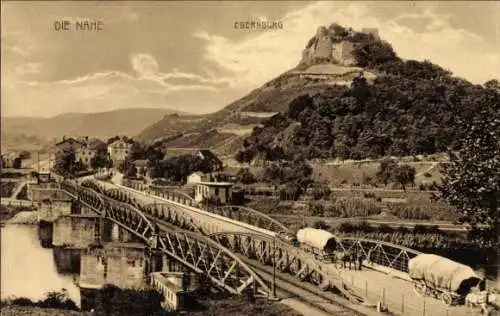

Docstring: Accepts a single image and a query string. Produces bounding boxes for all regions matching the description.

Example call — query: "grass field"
[311,160,443,187]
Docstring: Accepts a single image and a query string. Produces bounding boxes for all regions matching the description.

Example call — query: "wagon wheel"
[298,273,307,281]
[414,280,427,296]
[278,263,287,272]
[441,292,453,306]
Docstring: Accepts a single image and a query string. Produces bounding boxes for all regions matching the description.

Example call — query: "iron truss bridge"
[62,179,272,296]
[62,178,479,316]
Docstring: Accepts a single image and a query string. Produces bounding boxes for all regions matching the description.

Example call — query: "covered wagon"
[296,228,338,262]
[408,253,484,305]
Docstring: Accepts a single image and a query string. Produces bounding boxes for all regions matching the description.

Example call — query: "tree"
[287,94,314,120]
[376,157,397,186]
[235,149,255,166]
[311,182,331,200]
[90,155,108,170]
[124,161,138,179]
[18,150,31,160]
[94,285,164,316]
[54,150,76,174]
[235,168,256,185]
[12,157,22,169]
[439,108,499,246]
[392,164,416,191]
[106,136,121,145]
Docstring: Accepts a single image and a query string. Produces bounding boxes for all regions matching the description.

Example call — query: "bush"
[313,220,330,230]
[311,183,331,200]
[11,297,36,307]
[236,168,256,185]
[308,202,325,216]
[338,222,355,233]
[4,289,78,310]
[94,284,164,315]
[38,289,77,310]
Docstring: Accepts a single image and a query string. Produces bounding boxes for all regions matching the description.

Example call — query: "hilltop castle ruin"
[300,25,379,67]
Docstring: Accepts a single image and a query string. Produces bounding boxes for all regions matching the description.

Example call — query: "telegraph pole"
[271,237,278,300]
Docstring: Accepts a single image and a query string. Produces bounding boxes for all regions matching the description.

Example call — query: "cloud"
[131,53,160,78]
[2,53,230,117]
[194,1,499,88]
[15,62,41,75]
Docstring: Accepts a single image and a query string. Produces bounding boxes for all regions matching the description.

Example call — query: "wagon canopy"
[296,228,337,251]
[408,254,481,293]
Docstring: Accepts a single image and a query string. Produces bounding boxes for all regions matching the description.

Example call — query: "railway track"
[146,214,379,316]
[93,184,381,315]
[238,256,383,316]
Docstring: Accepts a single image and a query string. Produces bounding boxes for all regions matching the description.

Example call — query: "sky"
[1,1,499,118]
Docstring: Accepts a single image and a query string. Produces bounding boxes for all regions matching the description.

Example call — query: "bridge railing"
[340,273,458,316]
[121,181,290,234]
[336,237,422,274]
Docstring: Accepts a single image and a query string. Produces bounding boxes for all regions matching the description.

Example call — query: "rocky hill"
[137,23,499,159]
[138,25,381,151]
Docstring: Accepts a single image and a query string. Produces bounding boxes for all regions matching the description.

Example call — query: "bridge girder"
[123,181,290,235]
[336,237,422,273]
[62,179,272,296]
[209,231,340,293]
[209,206,291,235]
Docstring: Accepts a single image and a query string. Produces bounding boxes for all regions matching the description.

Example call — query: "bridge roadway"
[67,178,484,316]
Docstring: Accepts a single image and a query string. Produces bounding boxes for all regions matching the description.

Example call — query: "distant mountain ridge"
[2,108,182,141]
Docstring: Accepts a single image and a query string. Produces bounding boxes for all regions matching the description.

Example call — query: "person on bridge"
[357,252,364,270]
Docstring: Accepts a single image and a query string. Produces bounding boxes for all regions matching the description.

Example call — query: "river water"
[0,225,81,306]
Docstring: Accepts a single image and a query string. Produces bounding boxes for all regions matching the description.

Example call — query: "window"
[215,188,219,196]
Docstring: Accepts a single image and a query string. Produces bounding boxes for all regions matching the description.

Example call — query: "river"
[0,225,81,306]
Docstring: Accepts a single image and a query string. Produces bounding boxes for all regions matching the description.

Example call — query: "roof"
[189,172,206,177]
[296,228,337,251]
[151,272,184,293]
[108,138,133,148]
[199,149,222,163]
[198,181,233,187]
[55,137,84,147]
[408,254,481,292]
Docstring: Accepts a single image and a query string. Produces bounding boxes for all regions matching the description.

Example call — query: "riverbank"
[1,204,37,226]
[2,210,38,225]
[0,305,92,316]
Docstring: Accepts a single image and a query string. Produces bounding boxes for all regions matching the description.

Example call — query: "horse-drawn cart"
[409,254,484,306]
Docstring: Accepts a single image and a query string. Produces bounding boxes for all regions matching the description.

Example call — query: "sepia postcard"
[1,1,499,316]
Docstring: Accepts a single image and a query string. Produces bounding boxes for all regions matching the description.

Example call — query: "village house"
[75,145,97,169]
[132,159,149,176]
[186,172,209,184]
[108,138,133,164]
[55,136,98,170]
[1,152,19,168]
[194,181,233,204]
[55,137,86,154]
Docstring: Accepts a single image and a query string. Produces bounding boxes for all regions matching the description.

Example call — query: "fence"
[335,265,489,316]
